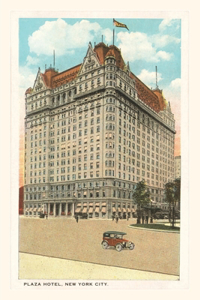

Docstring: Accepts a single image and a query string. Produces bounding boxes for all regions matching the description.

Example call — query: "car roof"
[103,231,127,235]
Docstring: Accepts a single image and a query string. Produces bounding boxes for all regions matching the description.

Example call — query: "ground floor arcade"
[24,200,136,219]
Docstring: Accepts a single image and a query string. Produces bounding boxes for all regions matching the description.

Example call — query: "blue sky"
[19,17,181,154]
[19,18,181,89]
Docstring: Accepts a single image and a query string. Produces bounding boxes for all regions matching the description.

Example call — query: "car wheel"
[129,243,135,250]
[102,241,108,249]
[115,243,122,252]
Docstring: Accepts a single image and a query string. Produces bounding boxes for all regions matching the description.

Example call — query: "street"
[19,217,180,278]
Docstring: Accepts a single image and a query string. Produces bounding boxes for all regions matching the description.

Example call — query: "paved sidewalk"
[19,253,179,280]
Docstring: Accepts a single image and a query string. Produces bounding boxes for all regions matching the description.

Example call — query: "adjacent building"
[23,42,175,218]
[175,155,181,179]
[19,186,24,215]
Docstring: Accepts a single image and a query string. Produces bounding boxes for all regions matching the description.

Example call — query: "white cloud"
[164,78,181,102]
[117,31,173,63]
[170,78,181,90]
[159,19,181,34]
[26,55,40,66]
[117,31,157,62]
[151,34,180,48]
[137,69,163,87]
[163,78,181,123]
[159,19,174,31]
[28,19,102,56]
[19,66,36,89]
[102,28,113,44]
[155,51,173,61]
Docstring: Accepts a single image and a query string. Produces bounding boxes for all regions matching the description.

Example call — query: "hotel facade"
[23,42,175,218]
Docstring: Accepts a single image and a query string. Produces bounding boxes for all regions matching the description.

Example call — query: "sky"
[19,17,181,186]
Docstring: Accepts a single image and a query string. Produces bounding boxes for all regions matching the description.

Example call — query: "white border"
[0,5,192,297]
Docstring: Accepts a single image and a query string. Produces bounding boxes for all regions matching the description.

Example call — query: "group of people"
[112,215,129,222]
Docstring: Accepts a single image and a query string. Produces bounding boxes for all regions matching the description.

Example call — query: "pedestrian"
[146,215,148,224]
[112,215,114,221]
[116,215,119,223]
[142,215,145,224]
[46,214,48,219]
[127,215,129,221]
[76,215,79,223]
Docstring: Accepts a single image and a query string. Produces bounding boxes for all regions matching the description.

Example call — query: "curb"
[128,225,180,234]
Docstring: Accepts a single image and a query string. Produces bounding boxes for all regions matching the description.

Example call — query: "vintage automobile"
[101,231,135,252]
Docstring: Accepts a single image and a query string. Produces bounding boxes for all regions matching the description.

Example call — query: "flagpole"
[113,29,115,46]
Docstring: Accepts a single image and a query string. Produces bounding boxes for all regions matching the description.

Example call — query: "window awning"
[117,208,121,212]
[102,202,106,206]
[112,208,116,212]
[82,207,88,213]
[29,208,33,212]
[89,203,93,206]
[132,209,135,212]
[88,207,93,213]
[75,208,81,213]
[77,203,81,207]
[101,207,106,213]
[95,203,100,206]
[95,207,99,213]
[33,208,37,212]
[26,208,29,212]
[83,203,87,206]
[122,208,126,212]
[127,208,131,212]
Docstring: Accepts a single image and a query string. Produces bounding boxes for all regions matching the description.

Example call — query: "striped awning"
[112,208,116,212]
[88,207,93,213]
[102,202,106,206]
[95,203,100,206]
[82,207,87,213]
[77,203,81,207]
[127,208,131,212]
[117,208,121,212]
[95,207,99,213]
[122,208,126,212]
[101,207,106,213]
[83,203,87,207]
[89,203,93,206]
[75,208,81,213]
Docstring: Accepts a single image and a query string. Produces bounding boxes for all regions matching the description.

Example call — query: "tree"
[164,178,181,228]
[133,180,150,224]
[174,178,181,207]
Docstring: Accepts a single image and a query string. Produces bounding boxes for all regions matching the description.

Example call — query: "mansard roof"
[40,65,81,89]
[130,72,166,113]
[51,64,81,88]
[27,43,166,113]
[94,43,125,69]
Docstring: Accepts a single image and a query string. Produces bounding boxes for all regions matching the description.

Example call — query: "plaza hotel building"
[24,42,175,218]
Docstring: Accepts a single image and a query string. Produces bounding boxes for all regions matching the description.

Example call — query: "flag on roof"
[113,19,129,30]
